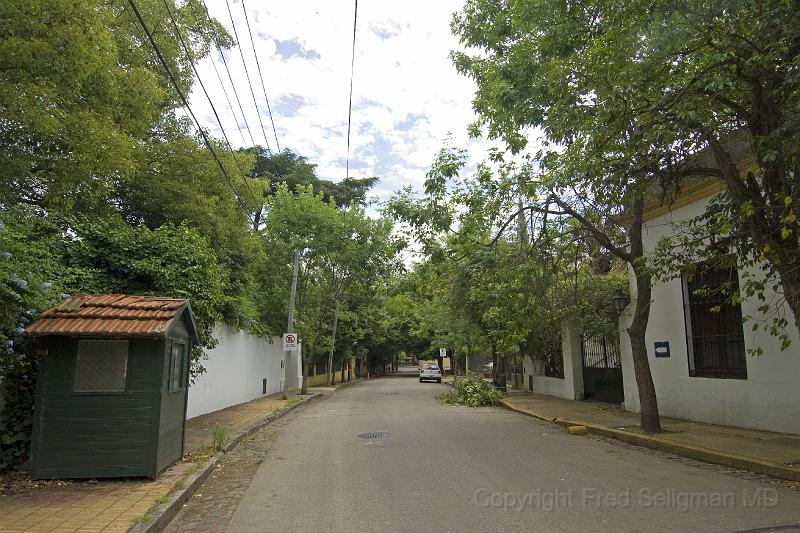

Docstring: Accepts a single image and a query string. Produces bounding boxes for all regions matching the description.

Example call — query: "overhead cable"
[241,0,281,152]
[126,0,258,207]
[224,0,272,153]
[345,0,358,180]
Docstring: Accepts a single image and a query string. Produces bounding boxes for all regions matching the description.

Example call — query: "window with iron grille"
[168,341,185,391]
[682,266,747,379]
[543,333,564,378]
[73,340,129,392]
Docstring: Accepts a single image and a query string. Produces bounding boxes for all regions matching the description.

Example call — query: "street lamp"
[612,288,630,315]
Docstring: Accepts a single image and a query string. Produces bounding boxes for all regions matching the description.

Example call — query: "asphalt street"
[225,374,800,533]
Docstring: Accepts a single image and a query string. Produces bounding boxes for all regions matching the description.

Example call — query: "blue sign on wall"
[654,341,670,358]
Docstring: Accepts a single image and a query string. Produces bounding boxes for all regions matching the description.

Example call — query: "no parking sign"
[283,333,298,351]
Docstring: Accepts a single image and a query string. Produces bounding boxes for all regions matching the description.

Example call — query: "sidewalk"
[0,382,358,533]
[501,390,800,482]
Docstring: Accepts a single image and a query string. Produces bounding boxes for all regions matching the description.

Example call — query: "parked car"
[419,364,442,383]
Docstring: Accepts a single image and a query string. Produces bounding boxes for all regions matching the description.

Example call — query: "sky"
[190,0,496,205]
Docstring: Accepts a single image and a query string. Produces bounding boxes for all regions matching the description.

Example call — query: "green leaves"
[0,0,230,210]
[438,372,504,407]
[259,184,399,372]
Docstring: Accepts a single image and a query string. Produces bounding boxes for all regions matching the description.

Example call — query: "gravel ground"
[164,402,312,533]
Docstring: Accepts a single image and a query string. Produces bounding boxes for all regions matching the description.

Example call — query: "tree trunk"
[301,341,315,395]
[625,191,662,434]
[494,355,507,390]
[490,342,498,381]
[549,182,662,432]
[628,269,662,433]
[301,360,310,395]
[326,298,340,387]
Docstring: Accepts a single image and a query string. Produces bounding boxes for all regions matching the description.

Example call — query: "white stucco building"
[522,172,800,435]
[619,178,800,434]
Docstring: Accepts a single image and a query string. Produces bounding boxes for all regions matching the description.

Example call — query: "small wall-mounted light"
[612,288,630,314]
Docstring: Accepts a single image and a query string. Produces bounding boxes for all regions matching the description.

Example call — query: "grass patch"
[128,473,189,527]
[211,426,226,452]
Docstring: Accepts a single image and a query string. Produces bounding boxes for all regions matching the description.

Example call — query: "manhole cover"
[358,431,392,440]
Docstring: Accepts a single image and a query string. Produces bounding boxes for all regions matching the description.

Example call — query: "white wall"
[620,195,800,434]
[187,324,302,419]
[524,319,584,400]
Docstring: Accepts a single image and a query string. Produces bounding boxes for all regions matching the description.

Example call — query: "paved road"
[222,377,800,533]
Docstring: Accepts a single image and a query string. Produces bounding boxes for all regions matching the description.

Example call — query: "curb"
[331,378,363,391]
[130,393,321,533]
[499,399,800,483]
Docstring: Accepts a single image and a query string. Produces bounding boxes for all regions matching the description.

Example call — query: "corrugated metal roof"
[26,294,191,338]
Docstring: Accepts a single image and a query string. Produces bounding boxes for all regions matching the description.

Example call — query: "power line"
[199,0,259,149]
[126,0,257,208]
[224,0,272,153]
[159,0,260,206]
[205,46,247,147]
[207,41,247,147]
[241,0,281,153]
[346,0,358,180]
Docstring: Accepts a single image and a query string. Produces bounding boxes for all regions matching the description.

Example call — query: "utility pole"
[283,250,300,400]
[326,297,340,386]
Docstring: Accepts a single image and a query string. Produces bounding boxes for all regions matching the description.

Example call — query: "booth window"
[682,266,747,379]
[168,341,185,391]
[73,340,129,392]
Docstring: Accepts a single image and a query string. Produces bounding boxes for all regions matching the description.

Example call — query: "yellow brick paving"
[0,461,192,532]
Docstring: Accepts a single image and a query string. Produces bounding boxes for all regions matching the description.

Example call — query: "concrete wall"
[186,324,302,419]
[620,195,800,434]
[524,320,584,400]
[305,361,353,387]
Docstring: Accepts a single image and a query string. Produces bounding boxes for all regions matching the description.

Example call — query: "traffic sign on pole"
[283,332,298,352]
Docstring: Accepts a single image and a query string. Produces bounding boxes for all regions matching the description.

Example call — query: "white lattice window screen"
[73,340,129,392]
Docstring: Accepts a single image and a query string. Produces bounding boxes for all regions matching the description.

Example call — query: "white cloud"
[190,0,527,204]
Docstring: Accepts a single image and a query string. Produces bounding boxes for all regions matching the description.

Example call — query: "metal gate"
[581,334,624,404]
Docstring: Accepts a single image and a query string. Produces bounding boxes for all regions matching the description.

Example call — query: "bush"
[438,372,504,407]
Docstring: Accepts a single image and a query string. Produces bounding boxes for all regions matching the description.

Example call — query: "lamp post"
[612,288,630,315]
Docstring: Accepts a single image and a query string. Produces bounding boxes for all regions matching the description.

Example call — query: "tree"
[0,0,266,468]
[450,0,710,433]
[0,0,231,212]
[321,209,397,386]
[646,0,800,335]
[387,141,622,398]
[259,184,398,391]
[245,147,380,229]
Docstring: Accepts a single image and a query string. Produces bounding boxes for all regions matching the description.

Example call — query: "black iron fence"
[582,334,621,369]
[581,333,624,404]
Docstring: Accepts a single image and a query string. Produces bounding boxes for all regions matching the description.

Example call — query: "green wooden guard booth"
[26,294,199,480]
